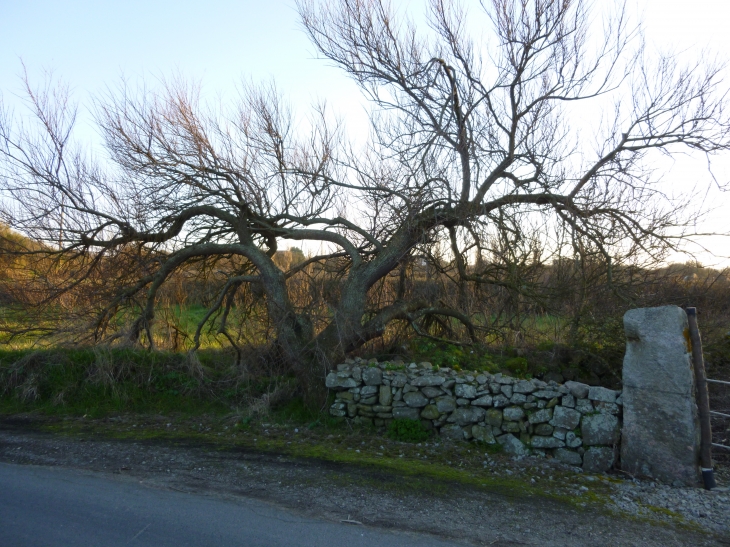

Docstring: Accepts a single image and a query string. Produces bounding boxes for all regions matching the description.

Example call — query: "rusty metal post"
[686,307,716,490]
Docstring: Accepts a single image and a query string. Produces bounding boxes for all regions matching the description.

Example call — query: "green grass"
[387,418,432,442]
[0,303,270,351]
[0,347,256,418]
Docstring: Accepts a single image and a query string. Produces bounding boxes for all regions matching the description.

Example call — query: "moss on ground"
[16,411,613,508]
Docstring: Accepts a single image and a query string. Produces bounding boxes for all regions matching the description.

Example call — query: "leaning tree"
[1,0,729,397]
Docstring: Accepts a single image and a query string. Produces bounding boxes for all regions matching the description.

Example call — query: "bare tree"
[1,0,729,398]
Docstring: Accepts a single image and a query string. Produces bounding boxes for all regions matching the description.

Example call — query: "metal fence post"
[686,307,716,490]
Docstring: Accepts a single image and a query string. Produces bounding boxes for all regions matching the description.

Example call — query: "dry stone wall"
[327,358,622,472]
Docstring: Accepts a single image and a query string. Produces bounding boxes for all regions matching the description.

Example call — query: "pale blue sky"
[0,1,357,109]
[1,0,729,264]
[3,0,729,128]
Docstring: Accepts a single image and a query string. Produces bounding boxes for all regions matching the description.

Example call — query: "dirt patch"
[0,414,727,547]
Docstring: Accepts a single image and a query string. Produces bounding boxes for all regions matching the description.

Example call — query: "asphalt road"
[0,463,462,547]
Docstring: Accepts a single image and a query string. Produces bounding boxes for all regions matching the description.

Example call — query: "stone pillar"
[621,306,700,485]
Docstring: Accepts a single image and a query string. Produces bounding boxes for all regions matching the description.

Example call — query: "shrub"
[387,418,431,443]
[504,357,528,376]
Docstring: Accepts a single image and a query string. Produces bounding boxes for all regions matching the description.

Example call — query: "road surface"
[0,462,461,547]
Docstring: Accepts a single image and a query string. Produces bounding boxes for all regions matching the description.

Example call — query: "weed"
[504,357,528,376]
[387,418,431,442]
[0,348,249,417]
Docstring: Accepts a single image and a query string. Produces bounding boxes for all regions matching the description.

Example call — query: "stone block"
[503,406,525,421]
[588,386,618,403]
[534,423,554,436]
[392,407,420,420]
[531,436,565,449]
[421,386,443,398]
[493,395,510,407]
[562,394,576,408]
[513,379,537,394]
[575,399,593,414]
[595,401,620,415]
[403,391,428,408]
[554,448,583,466]
[455,384,477,399]
[391,373,408,387]
[448,407,485,426]
[360,385,378,397]
[500,385,513,398]
[510,393,528,405]
[565,431,582,448]
[485,408,503,427]
[564,381,590,399]
[583,446,615,473]
[362,367,383,386]
[621,306,700,486]
[472,425,496,443]
[550,406,582,430]
[325,373,358,390]
[440,424,465,441]
[496,434,530,456]
[471,395,493,407]
[533,390,561,399]
[528,408,553,424]
[493,374,515,385]
[581,413,620,446]
[435,396,456,413]
[420,404,440,420]
[352,366,362,382]
[379,385,393,406]
[411,375,445,387]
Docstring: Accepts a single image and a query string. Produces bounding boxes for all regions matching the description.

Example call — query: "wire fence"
[708,378,730,456]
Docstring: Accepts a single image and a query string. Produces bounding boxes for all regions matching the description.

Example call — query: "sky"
[0,0,729,266]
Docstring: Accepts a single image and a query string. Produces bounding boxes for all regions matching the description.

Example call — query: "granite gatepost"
[621,306,700,485]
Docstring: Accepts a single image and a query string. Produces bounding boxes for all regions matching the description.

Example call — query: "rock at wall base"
[472,424,496,444]
[555,448,583,467]
[581,413,620,446]
[582,447,615,473]
[440,424,465,441]
[496,434,530,456]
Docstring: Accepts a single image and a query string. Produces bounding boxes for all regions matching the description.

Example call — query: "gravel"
[1,415,728,546]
